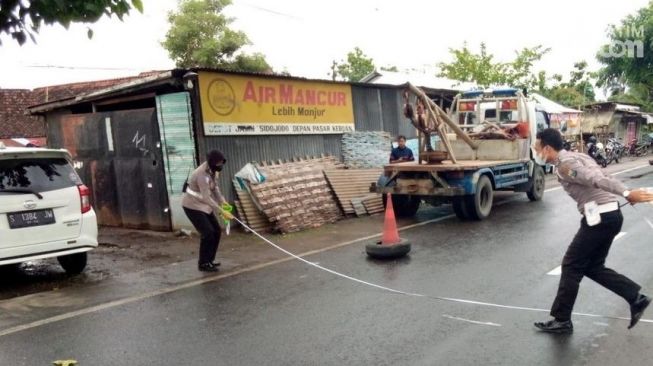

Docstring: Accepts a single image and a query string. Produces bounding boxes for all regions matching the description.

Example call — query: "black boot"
[629,294,651,329]
[534,319,573,334]
[198,262,218,272]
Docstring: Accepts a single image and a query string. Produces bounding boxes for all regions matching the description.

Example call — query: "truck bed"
[383,159,529,172]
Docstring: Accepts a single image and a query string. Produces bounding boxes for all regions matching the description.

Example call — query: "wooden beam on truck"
[405,83,478,150]
[425,102,458,163]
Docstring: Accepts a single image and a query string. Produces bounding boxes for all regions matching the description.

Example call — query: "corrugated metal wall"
[48,109,171,230]
[156,92,197,230]
[203,135,342,202]
[199,84,413,202]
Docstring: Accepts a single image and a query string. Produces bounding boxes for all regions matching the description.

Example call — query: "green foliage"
[608,83,653,111]
[334,47,375,82]
[597,1,653,111]
[162,0,270,72]
[597,1,653,88]
[380,65,399,72]
[540,61,597,108]
[0,0,143,45]
[437,42,550,89]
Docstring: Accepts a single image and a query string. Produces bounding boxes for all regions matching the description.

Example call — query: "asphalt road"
[2,164,653,365]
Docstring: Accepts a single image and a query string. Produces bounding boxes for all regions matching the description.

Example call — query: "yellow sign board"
[198,71,355,135]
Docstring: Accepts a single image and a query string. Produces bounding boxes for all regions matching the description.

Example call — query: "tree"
[0,0,143,45]
[596,1,653,111]
[437,42,550,89]
[333,47,375,82]
[609,83,653,111]
[538,61,597,108]
[380,65,399,72]
[162,0,271,72]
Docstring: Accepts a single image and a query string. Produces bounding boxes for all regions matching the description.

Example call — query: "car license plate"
[7,209,56,229]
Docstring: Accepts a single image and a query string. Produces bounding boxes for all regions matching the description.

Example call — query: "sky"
[0,0,650,96]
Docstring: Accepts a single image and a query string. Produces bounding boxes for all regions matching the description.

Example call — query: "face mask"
[211,165,223,173]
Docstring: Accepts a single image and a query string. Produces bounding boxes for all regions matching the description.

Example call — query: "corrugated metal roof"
[530,93,582,113]
[360,70,475,92]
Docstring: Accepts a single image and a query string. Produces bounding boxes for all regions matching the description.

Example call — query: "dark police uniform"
[390,146,414,162]
[551,149,641,321]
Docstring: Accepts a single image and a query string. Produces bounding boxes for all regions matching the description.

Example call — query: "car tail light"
[78,184,92,213]
[458,101,476,112]
[501,99,518,110]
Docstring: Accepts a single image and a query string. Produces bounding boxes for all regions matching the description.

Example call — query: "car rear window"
[0,157,82,193]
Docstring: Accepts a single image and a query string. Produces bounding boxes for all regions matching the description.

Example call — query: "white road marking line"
[1,164,650,338]
[645,217,653,230]
[546,232,626,276]
[547,266,561,276]
[442,314,501,327]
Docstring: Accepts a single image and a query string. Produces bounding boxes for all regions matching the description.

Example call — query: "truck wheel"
[527,166,545,202]
[57,252,88,274]
[383,194,421,218]
[465,175,493,220]
[452,197,469,220]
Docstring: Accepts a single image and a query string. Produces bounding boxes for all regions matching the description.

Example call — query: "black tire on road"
[57,252,88,274]
[465,175,493,221]
[365,239,411,260]
[527,165,545,202]
[383,194,421,218]
[452,197,469,220]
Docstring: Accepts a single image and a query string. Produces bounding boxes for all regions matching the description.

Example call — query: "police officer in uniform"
[182,150,234,272]
[532,129,653,333]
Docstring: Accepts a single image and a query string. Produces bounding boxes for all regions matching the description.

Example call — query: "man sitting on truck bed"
[389,135,415,163]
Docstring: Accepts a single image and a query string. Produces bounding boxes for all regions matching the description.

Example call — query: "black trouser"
[551,209,641,321]
[183,207,221,265]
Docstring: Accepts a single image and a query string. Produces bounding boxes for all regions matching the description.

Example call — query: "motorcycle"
[563,139,579,152]
[605,138,625,164]
[626,138,650,157]
[587,140,608,167]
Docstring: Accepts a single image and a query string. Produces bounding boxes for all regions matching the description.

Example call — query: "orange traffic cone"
[381,194,401,245]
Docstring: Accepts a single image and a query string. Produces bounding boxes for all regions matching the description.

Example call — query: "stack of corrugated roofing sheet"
[324,169,383,216]
[233,180,273,233]
[249,156,343,233]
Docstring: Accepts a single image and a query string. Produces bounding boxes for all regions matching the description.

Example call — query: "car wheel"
[465,175,493,220]
[527,166,545,202]
[57,252,88,274]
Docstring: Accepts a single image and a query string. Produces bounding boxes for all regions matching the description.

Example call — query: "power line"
[237,1,303,20]
[25,64,148,71]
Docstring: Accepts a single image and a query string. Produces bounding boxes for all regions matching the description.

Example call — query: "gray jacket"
[555,150,627,213]
[181,162,227,214]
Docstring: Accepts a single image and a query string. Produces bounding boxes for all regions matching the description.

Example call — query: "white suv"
[0,144,98,274]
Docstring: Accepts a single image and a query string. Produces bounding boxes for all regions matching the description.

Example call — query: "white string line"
[233,215,653,325]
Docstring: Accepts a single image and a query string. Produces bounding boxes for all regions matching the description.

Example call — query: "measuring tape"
[232,217,653,325]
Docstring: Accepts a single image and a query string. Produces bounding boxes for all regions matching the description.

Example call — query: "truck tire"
[527,166,545,201]
[383,194,421,218]
[57,252,88,274]
[465,175,493,220]
[452,197,470,220]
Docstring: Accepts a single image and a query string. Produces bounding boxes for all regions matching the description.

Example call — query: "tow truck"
[374,84,550,220]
